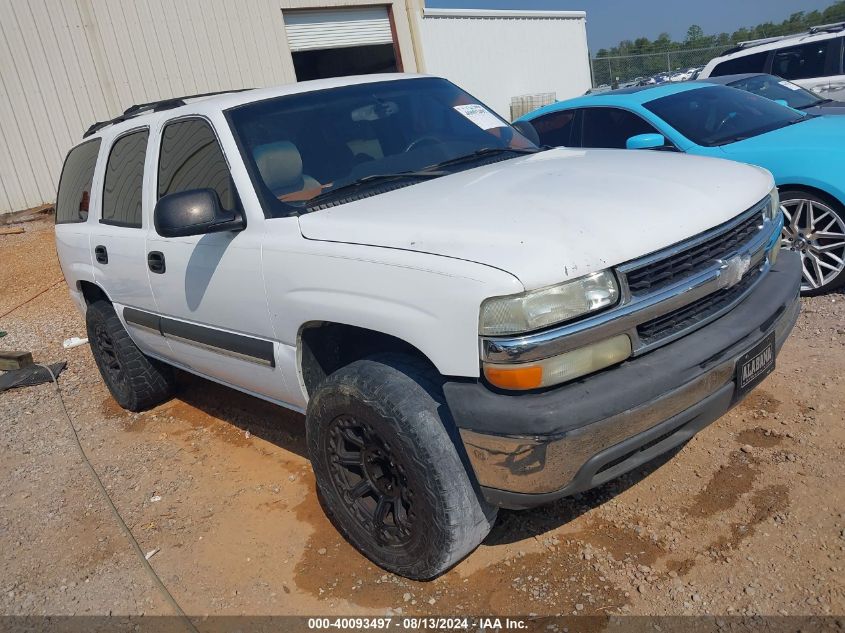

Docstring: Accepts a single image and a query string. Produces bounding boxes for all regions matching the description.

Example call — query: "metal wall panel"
[419,10,591,119]
[0,0,417,214]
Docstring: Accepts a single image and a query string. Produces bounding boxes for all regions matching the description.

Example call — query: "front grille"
[626,211,763,295]
[637,267,762,345]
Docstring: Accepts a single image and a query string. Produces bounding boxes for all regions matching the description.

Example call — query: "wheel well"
[779,184,844,210]
[78,280,109,305]
[299,322,432,398]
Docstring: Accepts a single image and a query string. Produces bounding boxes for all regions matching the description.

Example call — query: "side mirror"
[774,99,789,107]
[626,133,666,150]
[512,120,541,146]
[154,189,245,238]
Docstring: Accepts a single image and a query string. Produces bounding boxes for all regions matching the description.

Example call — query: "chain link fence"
[590,45,735,89]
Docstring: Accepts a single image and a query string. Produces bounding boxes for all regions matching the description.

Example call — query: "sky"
[424,0,836,51]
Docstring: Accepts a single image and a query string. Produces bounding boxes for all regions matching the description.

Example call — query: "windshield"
[226,77,537,216]
[727,74,823,109]
[644,85,806,146]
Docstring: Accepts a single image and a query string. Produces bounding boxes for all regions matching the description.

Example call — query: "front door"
[143,116,284,401]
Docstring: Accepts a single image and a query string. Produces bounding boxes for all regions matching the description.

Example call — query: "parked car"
[55,74,798,580]
[701,72,845,115]
[519,82,845,293]
[699,22,845,101]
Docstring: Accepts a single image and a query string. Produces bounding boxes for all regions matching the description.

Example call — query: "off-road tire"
[306,353,497,580]
[86,300,176,412]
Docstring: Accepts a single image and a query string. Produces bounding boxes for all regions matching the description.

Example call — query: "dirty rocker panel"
[123,307,275,367]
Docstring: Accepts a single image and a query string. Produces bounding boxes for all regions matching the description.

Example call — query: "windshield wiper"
[305,171,447,208]
[425,146,540,171]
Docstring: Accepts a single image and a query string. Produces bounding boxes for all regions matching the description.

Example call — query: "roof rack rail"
[723,20,845,55]
[82,88,253,138]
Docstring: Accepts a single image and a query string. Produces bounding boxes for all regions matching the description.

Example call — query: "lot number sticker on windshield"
[778,80,802,91]
[454,104,505,130]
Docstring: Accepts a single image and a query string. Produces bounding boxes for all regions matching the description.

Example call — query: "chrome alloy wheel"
[781,198,845,292]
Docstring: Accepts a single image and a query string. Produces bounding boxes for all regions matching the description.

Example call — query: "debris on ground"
[0,361,66,392]
[62,337,88,349]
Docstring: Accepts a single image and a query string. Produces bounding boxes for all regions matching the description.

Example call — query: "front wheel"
[780,190,845,295]
[306,354,496,580]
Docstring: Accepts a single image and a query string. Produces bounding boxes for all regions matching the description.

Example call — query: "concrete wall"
[0,0,418,214]
[418,9,591,119]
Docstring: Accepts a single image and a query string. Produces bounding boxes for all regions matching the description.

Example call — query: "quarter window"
[56,139,101,224]
[711,51,769,76]
[773,41,830,80]
[158,119,237,212]
[531,110,577,147]
[102,130,148,227]
[581,108,660,149]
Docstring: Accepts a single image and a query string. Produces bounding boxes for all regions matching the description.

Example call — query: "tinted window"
[158,118,236,212]
[728,74,822,109]
[56,139,100,224]
[711,51,769,76]
[773,41,829,80]
[532,110,577,147]
[581,108,659,149]
[102,130,148,227]
[645,85,805,146]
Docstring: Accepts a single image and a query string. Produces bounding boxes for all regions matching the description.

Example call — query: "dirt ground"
[1,218,844,620]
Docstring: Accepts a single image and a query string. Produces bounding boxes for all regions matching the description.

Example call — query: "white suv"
[54,74,800,579]
[700,23,845,101]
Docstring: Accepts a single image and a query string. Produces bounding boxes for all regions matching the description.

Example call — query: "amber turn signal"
[484,364,543,390]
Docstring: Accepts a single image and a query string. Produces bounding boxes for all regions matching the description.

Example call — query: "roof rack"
[721,21,845,56]
[82,88,253,138]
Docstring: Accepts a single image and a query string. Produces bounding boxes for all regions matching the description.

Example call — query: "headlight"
[483,334,632,390]
[765,187,780,220]
[479,270,619,336]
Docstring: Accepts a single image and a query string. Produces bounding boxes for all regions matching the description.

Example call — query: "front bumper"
[444,251,802,509]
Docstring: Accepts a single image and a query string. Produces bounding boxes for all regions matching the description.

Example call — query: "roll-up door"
[284,7,393,52]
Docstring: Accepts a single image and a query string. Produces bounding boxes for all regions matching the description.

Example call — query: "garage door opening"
[292,44,397,81]
[284,7,401,82]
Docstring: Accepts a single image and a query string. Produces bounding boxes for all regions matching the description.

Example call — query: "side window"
[158,118,236,212]
[56,139,101,224]
[102,130,148,227]
[773,41,830,80]
[581,108,660,149]
[531,110,577,147]
[711,51,769,76]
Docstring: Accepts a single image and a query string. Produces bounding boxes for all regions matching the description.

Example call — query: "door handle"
[147,251,166,274]
[94,245,108,264]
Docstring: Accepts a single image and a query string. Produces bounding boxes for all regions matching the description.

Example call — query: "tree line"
[594,0,845,59]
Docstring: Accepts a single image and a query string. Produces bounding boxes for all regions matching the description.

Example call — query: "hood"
[298,148,773,290]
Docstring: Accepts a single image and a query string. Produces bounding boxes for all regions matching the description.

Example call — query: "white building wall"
[419,9,590,119]
[0,0,418,214]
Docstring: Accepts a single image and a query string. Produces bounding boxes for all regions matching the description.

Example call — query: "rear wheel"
[86,300,176,412]
[780,189,845,295]
[306,353,496,580]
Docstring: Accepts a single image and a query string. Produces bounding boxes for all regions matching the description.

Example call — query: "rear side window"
[531,110,577,147]
[773,41,830,80]
[102,129,148,227]
[56,139,100,224]
[581,108,659,149]
[711,51,769,76]
[158,118,237,212]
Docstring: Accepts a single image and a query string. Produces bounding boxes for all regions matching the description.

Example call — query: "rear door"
[92,127,172,358]
[143,116,283,400]
[773,37,845,101]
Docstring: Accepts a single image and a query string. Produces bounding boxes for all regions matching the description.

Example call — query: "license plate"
[735,332,776,400]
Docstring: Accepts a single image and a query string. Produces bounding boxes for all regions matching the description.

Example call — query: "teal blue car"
[518,83,845,294]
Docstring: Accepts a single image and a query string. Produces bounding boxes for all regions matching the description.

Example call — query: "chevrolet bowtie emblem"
[717,254,752,290]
